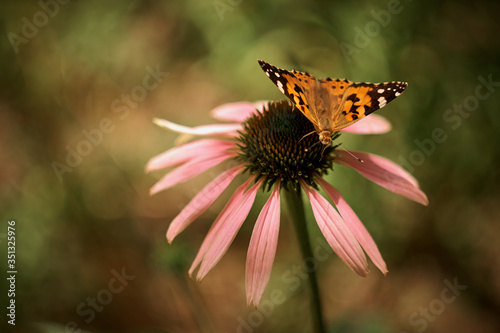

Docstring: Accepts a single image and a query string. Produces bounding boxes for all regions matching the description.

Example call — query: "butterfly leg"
[298,130,317,144]
[321,144,329,155]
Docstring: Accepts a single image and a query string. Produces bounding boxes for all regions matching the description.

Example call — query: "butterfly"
[258,60,407,145]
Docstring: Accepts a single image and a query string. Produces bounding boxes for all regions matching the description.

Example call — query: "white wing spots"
[265,71,271,77]
[274,72,280,78]
[395,92,401,96]
[377,88,385,93]
[277,80,285,93]
[378,96,387,107]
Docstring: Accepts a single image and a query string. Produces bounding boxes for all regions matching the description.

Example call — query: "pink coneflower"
[146,100,427,307]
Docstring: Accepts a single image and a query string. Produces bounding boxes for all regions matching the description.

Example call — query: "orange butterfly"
[258,60,407,145]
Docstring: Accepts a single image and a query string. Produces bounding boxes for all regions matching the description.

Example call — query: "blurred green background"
[1,0,500,332]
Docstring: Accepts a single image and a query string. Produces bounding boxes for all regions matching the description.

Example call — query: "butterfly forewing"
[258,60,318,126]
[332,81,408,131]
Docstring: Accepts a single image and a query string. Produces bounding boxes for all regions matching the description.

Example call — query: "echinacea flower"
[147,100,428,306]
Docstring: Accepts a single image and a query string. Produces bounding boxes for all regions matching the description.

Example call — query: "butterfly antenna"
[332,139,364,163]
[304,140,321,152]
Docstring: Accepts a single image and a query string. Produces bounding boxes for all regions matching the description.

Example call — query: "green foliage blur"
[1,0,500,332]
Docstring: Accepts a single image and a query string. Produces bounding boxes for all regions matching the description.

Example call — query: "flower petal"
[341,114,392,134]
[335,151,428,205]
[188,182,248,277]
[149,152,235,195]
[210,101,266,122]
[317,178,387,274]
[153,118,242,137]
[246,183,281,307]
[190,180,262,280]
[300,180,369,277]
[166,165,244,243]
[146,139,236,172]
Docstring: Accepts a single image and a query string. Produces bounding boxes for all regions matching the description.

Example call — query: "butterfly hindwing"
[318,77,352,108]
[332,81,407,131]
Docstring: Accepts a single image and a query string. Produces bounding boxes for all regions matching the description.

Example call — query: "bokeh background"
[1,0,500,332]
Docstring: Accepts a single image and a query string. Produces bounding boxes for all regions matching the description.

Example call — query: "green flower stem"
[284,186,326,333]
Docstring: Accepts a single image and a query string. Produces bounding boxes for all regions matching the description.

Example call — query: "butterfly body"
[258,60,407,145]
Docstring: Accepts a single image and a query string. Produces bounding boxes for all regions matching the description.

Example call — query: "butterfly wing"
[317,77,352,113]
[259,60,407,136]
[258,60,320,127]
[331,81,407,131]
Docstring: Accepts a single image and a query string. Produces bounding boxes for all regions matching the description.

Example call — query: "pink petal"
[210,101,266,122]
[166,165,244,243]
[149,152,235,195]
[153,118,242,137]
[188,181,249,277]
[341,114,391,134]
[146,139,236,172]
[317,178,387,274]
[300,180,369,277]
[335,151,428,205]
[246,183,281,306]
[189,179,262,280]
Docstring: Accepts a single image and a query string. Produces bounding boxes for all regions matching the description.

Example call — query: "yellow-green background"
[1,0,500,332]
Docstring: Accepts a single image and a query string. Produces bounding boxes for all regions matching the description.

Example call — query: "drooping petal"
[337,150,419,187]
[190,180,262,280]
[300,180,369,277]
[341,114,392,134]
[210,101,266,122]
[166,165,244,243]
[188,180,249,277]
[246,183,281,307]
[335,151,428,205]
[146,139,236,172]
[317,178,387,274]
[153,118,242,137]
[149,152,235,195]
